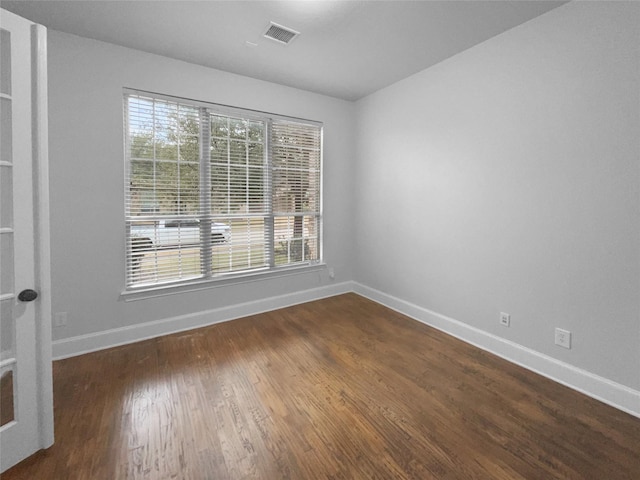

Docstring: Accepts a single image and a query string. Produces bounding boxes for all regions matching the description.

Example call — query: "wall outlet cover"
[555,328,571,349]
[53,312,68,327]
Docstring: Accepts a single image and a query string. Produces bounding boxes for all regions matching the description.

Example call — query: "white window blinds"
[272,121,321,265]
[124,91,322,289]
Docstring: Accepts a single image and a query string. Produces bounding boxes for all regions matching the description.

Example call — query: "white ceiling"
[2,0,567,101]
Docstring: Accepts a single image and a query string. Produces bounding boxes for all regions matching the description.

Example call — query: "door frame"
[31,20,54,454]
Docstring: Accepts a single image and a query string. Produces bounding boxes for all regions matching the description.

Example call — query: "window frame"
[123,88,323,294]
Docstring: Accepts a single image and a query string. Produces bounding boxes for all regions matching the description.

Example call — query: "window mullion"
[265,120,274,268]
[227,118,231,215]
[124,98,134,285]
[152,100,157,221]
[199,107,212,277]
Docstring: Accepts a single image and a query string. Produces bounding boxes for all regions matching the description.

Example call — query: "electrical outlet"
[53,312,68,327]
[555,328,571,349]
[499,312,510,327]
[328,267,335,280]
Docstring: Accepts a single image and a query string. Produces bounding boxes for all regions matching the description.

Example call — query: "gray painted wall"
[47,31,355,341]
[354,1,640,390]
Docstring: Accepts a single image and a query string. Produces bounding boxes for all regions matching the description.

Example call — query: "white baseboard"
[52,281,354,360]
[353,282,640,419]
[53,279,639,419]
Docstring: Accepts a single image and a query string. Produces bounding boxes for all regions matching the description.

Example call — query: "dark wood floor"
[1,371,15,426]
[4,293,640,479]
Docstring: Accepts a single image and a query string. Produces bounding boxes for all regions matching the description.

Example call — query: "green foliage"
[128,107,200,216]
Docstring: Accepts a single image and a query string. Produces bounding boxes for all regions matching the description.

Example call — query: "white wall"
[47,31,355,346]
[354,1,640,390]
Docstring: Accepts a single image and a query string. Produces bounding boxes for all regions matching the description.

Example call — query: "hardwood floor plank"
[3,293,639,479]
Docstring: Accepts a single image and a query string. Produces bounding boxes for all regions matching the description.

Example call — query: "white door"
[0,8,53,472]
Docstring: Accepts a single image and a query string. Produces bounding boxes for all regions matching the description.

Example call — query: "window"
[124,90,322,290]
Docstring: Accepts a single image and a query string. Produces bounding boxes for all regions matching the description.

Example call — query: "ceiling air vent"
[263,22,300,45]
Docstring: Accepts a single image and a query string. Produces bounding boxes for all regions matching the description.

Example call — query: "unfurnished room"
[0,0,639,478]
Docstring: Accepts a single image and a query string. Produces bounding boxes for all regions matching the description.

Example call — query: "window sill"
[119,263,327,302]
